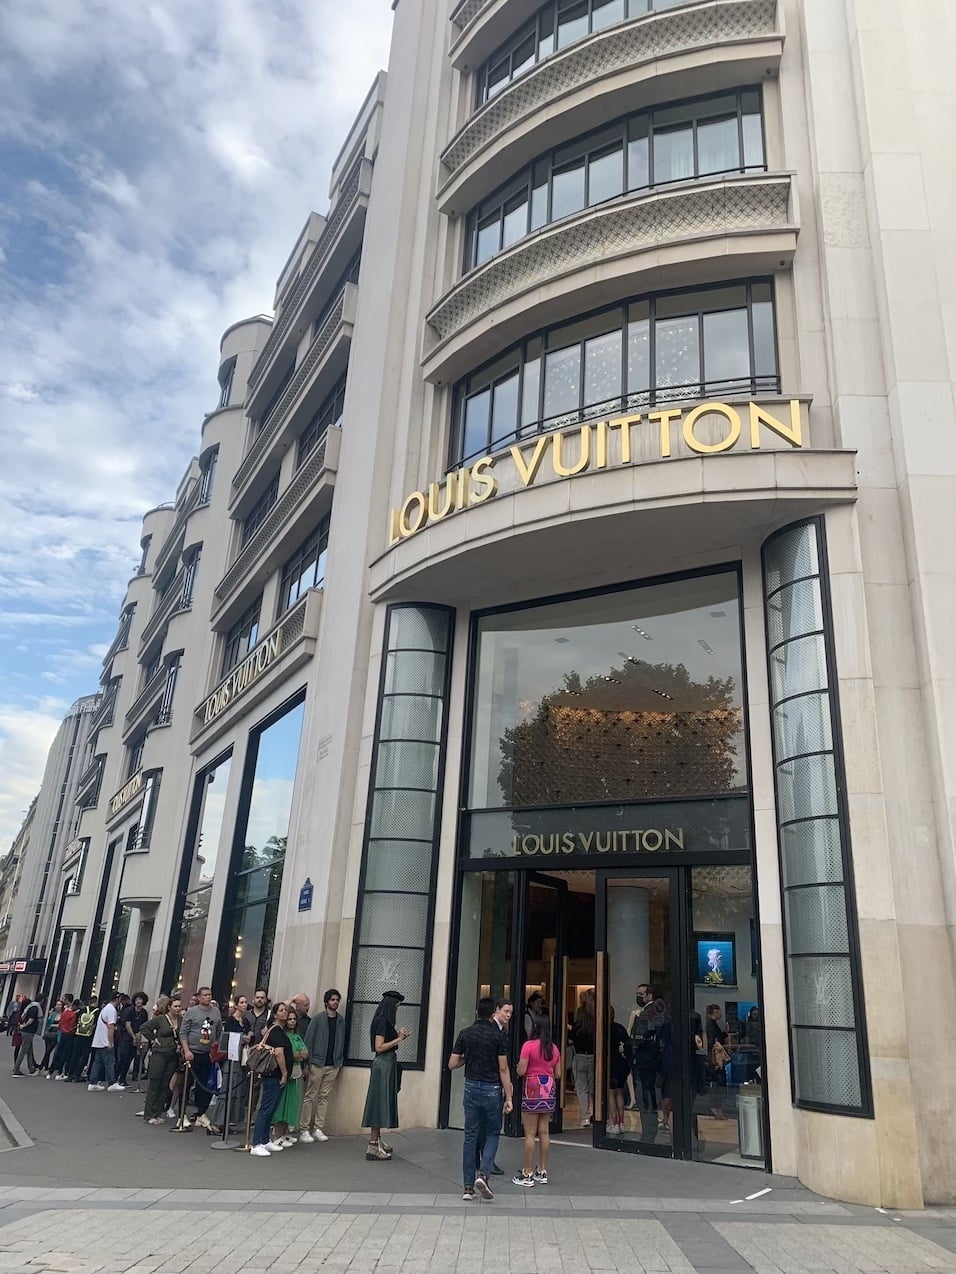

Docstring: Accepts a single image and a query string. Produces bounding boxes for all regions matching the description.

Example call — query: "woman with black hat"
[361,990,409,1161]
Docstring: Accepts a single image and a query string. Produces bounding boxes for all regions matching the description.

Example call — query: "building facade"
[14,0,955,1208]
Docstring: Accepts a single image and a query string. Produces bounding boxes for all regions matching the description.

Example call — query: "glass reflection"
[170,756,231,998]
[468,573,745,810]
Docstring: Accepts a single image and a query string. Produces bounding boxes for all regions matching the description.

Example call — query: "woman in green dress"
[271,1008,309,1147]
[361,990,409,1161]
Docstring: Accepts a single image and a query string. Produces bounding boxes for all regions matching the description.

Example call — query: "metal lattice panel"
[769,633,829,704]
[363,840,434,894]
[379,695,444,744]
[428,177,792,341]
[353,946,425,1004]
[785,884,850,956]
[765,577,824,649]
[384,649,447,697]
[369,788,438,842]
[789,955,855,1029]
[375,741,441,791]
[793,1027,861,1109]
[772,692,832,764]
[442,0,778,174]
[780,818,844,889]
[776,752,838,824]
[390,607,452,653]
[358,891,430,949]
[348,1002,421,1066]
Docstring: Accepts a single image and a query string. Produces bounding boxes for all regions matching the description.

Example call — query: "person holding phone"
[361,991,408,1161]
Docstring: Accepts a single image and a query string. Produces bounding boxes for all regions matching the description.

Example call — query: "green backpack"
[77,1008,97,1037]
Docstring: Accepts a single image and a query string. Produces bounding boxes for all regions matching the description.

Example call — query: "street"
[0,1071,954,1273]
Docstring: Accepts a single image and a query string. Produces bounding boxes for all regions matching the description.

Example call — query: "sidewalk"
[0,1070,954,1272]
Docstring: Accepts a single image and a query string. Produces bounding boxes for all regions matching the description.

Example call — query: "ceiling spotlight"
[710,610,726,618]
[554,636,570,644]
[651,688,674,701]
[698,640,715,655]
[631,625,654,640]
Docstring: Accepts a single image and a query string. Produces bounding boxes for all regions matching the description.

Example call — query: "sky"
[0,0,393,851]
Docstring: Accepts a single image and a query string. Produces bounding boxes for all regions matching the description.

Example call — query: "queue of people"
[4,984,350,1159]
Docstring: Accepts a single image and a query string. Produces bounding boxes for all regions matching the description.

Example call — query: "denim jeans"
[462,1080,503,1188]
[88,1046,116,1087]
[253,1075,283,1146]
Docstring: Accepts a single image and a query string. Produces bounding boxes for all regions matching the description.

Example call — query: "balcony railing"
[247,156,370,393]
[124,665,168,732]
[138,566,189,651]
[102,621,132,667]
[214,432,337,605]
[231,285,352,499]
[89,691,117,735]
[153,480,201,579]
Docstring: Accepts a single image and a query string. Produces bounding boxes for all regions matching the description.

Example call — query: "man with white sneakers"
[299,989,346,1143]
[88,992,123,1091]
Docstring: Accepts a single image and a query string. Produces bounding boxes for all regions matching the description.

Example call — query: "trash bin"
[737,1085,764,1160]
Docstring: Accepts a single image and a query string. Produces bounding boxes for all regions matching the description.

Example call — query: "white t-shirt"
[92,1003,117,1049]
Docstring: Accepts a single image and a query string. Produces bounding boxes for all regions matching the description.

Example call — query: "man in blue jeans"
[448,996,513,1201]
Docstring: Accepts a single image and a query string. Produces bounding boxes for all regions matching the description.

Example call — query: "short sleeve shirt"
[92,1003,117,1049]
[453,1019,508,1083]
[520,1039,560,1081]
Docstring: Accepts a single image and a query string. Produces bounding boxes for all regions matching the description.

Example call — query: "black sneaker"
[512,1172,535,1188]
[474,1173,494,1200]
[462,1186,476,1201]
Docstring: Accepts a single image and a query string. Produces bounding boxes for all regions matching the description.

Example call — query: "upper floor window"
[312,250,362,339]
[297,375,347,469]
[143,652,162,685]
[137,536,151,577]
[116,605,135,650]
[278,516,330,616]
[465,89,764,270]
[181,547,201,608]
[255,361,296,435]
[155,658,181,727]
[452,280,777,465]
[477,0,692,105]
[127,735,146,780]
[222,596,261,675]
[197,450,218,505]
[218,359,236,409]
[240,473,280,548]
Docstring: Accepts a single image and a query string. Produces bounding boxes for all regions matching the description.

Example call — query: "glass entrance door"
[596,871,682,1156]
[519,873,567,1133]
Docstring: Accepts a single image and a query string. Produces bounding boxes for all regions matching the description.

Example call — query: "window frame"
[221,595,262,676]
[297,374,347,469]
[277,515,331,617]
[451,278,780,467]
[464,88,766,272]
[239,473,279,548]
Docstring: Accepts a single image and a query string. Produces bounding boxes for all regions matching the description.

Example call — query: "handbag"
[247,1041,279,1076]
[712,1040,731,1069]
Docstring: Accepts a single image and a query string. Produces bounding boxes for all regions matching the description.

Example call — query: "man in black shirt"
[243,989,270,1044]
[449,997,513,1201]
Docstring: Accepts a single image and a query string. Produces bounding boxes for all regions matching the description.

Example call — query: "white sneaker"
[54,1074,64,1081]
[195,1114,212,1130]
[165,1107,178,1119]
[298,1130,315,1144]
[313,1128,329,1142]
[250,1144,271,1157]
[45,1073,52,1081]
[280,1136,296,1148]
[107,1083,125,1092]
[87,1083,105,1091]
[265,1140,285,1152]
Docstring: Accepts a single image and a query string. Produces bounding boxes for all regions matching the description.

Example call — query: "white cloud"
[0,701,68,850]
[0,0,393,823]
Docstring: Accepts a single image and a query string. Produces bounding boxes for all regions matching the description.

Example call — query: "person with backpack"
[70,1001,98,1082]
[12,996,42,1076]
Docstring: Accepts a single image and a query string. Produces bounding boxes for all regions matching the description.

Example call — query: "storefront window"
[215,697,304,1002]
[468,571,745,812]
[166,755,232,997]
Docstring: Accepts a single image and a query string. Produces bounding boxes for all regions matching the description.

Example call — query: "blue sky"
[0,0,392,849]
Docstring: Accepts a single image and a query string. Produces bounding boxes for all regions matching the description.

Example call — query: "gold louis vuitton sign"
[389,399,803,545]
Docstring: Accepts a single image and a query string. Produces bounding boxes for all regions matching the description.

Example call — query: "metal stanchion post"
[170,1060,193,1132]
[234,1070,255,1152]
[210,1058,238,1150]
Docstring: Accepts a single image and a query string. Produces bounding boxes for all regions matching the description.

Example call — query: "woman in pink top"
[513,1013,561,1188]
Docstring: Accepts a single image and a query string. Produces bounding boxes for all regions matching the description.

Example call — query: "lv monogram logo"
[379,956,400,984]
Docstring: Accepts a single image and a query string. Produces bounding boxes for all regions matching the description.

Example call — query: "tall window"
[128,770,162,851]
[181,548,201,608]
[218,359,236,409]
[221,597,261,675]
[198,451,218,505]
[155,658,181,727]
[126,735,146,779]
[240,474,279,548]
[137,537,151,577]
[297,376,347,468]
[214,698,305,1002]
[312,250,362,338]
[166,756,232,998]
[465,90,764,270]
[278,517,330,616]
[453,281,777,465]
[477,0,694,105]
[256,361,295,434]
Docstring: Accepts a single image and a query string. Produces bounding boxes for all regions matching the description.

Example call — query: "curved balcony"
[138,566,189,653]
[439,0,782,215]
[230,283,356,511]
[247,156,371,399]
[122,666,167,741]
[424,171,796,384]
[152,480,200,580]
[370,397,854,607]
[212,429,340,625]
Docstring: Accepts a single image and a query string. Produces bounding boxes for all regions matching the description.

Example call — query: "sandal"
[365,1139,392,1161]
